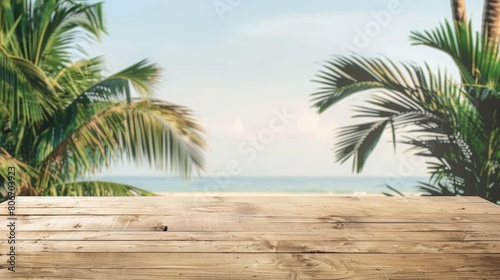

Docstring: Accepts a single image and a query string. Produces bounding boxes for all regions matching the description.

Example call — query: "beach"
[155,192,424,196]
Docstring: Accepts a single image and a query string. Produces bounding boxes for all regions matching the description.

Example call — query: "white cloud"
[203,116,248,140]
[296,108,335,139]
[234,117,243,134]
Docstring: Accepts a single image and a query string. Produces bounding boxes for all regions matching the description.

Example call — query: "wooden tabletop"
[1,196,500,279]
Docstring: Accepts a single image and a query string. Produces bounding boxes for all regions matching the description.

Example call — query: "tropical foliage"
[311,3,500,204]
[0,0,205,199]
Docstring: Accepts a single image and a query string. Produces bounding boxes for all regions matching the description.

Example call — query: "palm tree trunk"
[451,0,467,24]
[482,0,500,46]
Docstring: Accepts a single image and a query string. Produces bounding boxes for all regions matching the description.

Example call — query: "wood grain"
[1,196,499,279]
[1,253,500,279]
[5,230,500,241]
[11,240,500,253]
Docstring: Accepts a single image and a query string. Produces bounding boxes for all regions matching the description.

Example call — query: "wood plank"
[4,196,495,212]
[1,215,500,231]
[12,240,500,253]
[1,253,498,271]
[7,230,500,241]
[2,268,499,280]
[2,213,500,223]
[3,196,498,216]
[4,195,496,205]
[3,204,499,216]
[8,195,489,203]
[0,196,498,279]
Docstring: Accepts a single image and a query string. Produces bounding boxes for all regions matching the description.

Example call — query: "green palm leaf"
[311,52,499,203]
[53,181,155,196]
[0,52,56,122]
[1,0,206,200]
[410,19,500,87]
[36,99,205,192]
[335,120,389,172]
[0,148,38,195]
[312,56,457,172]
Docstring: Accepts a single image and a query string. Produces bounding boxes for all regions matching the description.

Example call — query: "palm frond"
[312,56,464,172]
[0,52,56,122]
[335,120,390,172]
[410,19,500,87]
[312,17,500,203]
[110,59,162,99]
[36,99,205,191]
[13,0,106,66]
[0,148,38,196]
[382,184,405,197]
[52,59,161,107]
[417,182,456,196]
[51,181,155,196]
[52,56,105,99]
[1,0,206,199]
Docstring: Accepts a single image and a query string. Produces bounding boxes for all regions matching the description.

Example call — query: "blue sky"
[87,0,484,177]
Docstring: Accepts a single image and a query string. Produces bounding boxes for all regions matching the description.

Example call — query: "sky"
[86,0,484,177]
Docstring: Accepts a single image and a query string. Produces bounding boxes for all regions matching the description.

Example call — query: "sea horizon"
[85,176,429,195]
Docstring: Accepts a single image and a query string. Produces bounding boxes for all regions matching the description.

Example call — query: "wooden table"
[1,196,500,279]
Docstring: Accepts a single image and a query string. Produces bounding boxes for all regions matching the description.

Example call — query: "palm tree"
[451,0,467,24]
[311,1,500,203]
[0,0,205,198]
[483,0,500,46]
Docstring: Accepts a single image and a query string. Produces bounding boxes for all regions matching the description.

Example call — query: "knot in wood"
[152,225,169,231]
[319,215,347,224]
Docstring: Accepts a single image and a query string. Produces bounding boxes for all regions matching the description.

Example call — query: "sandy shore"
[155,192,423,197]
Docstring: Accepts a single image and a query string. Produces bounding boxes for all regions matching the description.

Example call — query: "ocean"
[89,176,428,195]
